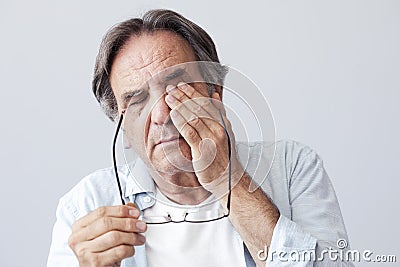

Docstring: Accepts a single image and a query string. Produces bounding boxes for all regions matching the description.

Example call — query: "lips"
[156,135,181,145]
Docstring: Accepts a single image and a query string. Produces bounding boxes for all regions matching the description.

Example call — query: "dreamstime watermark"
[257,239,397,264]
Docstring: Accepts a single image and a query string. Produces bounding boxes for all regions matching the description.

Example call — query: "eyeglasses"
[112,108,232,224]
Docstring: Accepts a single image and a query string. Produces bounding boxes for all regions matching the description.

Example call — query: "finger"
[212,91,221,101]
[170,84,226,133]
[166,94,214,134]
[166,82,202,102]
[166,94,226,139]
[72,217,147,243]
[125,202,137,209]
[167,84,233,149]
[177,89,232,145]
[72,204,140,232]
[167,83,219,119]
[89,231,145,252]
[167,83,225,123]
[95,245,135,266]
[169,108,202,146]
[165,93,216,125]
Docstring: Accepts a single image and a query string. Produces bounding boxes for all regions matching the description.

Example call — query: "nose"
[151,93,171,125]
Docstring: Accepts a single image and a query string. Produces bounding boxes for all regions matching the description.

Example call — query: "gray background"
[0,0,399,266]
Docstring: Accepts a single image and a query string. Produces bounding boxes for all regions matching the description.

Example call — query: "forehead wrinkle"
[118,53,179,94]
[126,46,177,72]
[112,40,177,83]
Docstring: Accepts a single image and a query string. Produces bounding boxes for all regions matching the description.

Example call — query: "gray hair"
[92,9,227,121]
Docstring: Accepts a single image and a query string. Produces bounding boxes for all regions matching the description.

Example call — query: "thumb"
[124,202,140,218]
[125,202,137,208]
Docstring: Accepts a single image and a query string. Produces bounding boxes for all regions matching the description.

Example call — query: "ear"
[214,85,223,99]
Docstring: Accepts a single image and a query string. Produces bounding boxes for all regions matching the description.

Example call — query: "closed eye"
[123,89,149,107]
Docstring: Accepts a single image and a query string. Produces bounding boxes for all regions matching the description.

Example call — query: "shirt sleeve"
[47,197,79,267]
[266,145,355,266]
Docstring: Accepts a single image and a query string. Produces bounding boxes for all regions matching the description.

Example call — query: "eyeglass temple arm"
[113,112,126,205]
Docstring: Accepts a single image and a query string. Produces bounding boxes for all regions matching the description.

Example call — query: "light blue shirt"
[47,140,354,266]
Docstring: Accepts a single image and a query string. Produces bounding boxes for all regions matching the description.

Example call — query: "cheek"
[123,115,149,151]
[191,82,210,96]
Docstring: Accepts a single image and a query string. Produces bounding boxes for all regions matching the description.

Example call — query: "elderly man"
[48,9,353,267]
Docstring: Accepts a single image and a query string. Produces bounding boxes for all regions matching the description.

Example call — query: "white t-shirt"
[143,186,247,267]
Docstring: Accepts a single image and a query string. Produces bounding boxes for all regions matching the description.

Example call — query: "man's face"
[110,31,209,175]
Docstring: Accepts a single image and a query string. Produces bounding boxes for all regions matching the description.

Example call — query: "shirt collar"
[124,158,156,198]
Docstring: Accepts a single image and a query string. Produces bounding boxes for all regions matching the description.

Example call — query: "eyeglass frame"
[112,107,232,224]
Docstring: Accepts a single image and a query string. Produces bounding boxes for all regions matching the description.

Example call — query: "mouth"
[156,136,182,146]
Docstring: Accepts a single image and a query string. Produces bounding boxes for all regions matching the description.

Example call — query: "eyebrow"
[163,67,186,82]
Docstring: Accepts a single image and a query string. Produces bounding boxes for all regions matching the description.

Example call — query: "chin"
[157,163,190,175]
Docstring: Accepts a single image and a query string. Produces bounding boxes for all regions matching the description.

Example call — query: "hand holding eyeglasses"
[68,203,147,267]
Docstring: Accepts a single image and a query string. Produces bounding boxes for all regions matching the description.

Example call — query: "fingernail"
[137,234,146,244]
[165,95,176,103]
[178,82,188,91]
[212,92,220,101]
[166,85,175,92]
[136,221,147,231]
[129,209,140,217]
